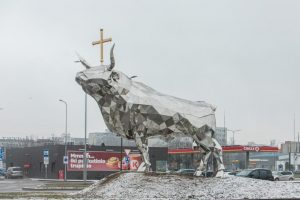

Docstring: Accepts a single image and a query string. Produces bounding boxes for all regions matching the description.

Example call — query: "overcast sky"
[0,0,299,145]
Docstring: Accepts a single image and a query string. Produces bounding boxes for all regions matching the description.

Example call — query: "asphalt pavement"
[0,178,42,192]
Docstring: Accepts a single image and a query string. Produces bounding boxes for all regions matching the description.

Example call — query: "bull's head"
[75,44,132,101]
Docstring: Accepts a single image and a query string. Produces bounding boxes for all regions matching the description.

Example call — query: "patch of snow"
[75,172,300,199]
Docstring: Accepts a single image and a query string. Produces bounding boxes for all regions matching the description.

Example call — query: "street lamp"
[83,93,87,183]
[59,99,68,181]
[227,129,241,145]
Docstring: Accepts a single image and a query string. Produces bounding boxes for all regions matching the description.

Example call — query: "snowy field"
[76,172,300,199]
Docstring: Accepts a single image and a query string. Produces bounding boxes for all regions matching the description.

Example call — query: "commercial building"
[4,144,141,179]
[88,131,136,147]
[222,145,279,170]
[275,141,300,171]
[215,127,227,146]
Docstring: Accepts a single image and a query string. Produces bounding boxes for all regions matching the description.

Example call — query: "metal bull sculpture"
[75,44,225,177]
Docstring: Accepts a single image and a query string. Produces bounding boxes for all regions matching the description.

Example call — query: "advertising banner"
[67,151,142,172]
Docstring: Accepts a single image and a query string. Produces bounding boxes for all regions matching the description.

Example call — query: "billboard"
[67,151,142,171]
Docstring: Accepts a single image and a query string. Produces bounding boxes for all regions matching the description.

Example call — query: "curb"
[30,178,97,183]
[22,187,85,191]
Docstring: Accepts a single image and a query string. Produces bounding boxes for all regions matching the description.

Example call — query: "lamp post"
[59,99,68,181]
[227,129,241,145]
[83,93,87,183]
[120,137,123,172]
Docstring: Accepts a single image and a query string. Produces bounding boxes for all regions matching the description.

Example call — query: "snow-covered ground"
[76,172,300,199]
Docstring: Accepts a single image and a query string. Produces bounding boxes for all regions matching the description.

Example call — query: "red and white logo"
[243,146,260,152]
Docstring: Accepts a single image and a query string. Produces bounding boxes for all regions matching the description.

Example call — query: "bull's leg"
[134,132,151,172]
[212,138,225,177]
[193,136,212,176]
[195,150,211,176]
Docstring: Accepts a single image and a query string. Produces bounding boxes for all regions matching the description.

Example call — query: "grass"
[0,192,69,199]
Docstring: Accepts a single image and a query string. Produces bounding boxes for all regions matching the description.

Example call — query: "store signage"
[67,151,142,172]
[222,145,278,152]
[243,146,260,152]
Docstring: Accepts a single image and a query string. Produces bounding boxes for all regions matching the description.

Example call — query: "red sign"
[23,163,31,168]
[243,146,260,152]
[67,151,142,171]
[58,170,64,179]
[222,145,279,152]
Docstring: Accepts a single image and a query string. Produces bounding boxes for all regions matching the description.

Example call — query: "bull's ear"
[108,44,115,71]
[111,71,119,81]
[130,75,138,79]
[75,52,92,69]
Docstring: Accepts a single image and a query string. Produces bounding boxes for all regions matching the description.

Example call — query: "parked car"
[294,170,300,175]
[236,168,274,181]
[6,167,23,179]
[175,169,196,176]
[224,170,241,176]
[272,171,294,181]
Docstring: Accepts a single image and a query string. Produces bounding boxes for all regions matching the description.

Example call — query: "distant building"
[270,140,276,147]
[71,138,85,145]
[88,131,136,147]
[247,142,266,146]
[0,137,63,148]
[280,141,300,154]
[215,127,227,146]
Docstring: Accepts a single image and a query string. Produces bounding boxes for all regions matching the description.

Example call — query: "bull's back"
[126,81,215,118]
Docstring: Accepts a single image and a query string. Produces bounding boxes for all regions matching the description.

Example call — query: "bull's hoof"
[215,170,225,178]
[194,170,203,177]
[137,162,151,172]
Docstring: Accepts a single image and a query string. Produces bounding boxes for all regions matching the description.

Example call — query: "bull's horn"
[75,52,92,69]
[108,44,115,71]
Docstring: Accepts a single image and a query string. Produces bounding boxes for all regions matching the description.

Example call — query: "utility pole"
[120,137,123,172]
[59,99,68,181]
[289,142,291,171]
[224,111,226,144]
[227,129,242,145]
[294,113,296,144]
[293,113,296,170]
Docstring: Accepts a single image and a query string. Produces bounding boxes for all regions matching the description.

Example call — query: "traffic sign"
[124,149,131,156]
[44,157,49,165]
[63,156,68,164]
[124,156,130,164]
[0,147,3,161]
[43,149,49,157]
[43,149,49,165]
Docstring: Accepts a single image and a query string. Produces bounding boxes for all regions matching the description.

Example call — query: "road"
[0,178,42,192]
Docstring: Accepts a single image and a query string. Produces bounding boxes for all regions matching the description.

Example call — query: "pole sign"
[43,149,49,165]
[0,147,3,161]
[63,156,68,164]
[124,149,131,156]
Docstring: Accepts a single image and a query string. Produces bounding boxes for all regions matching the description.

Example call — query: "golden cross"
[92,28,112,65]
